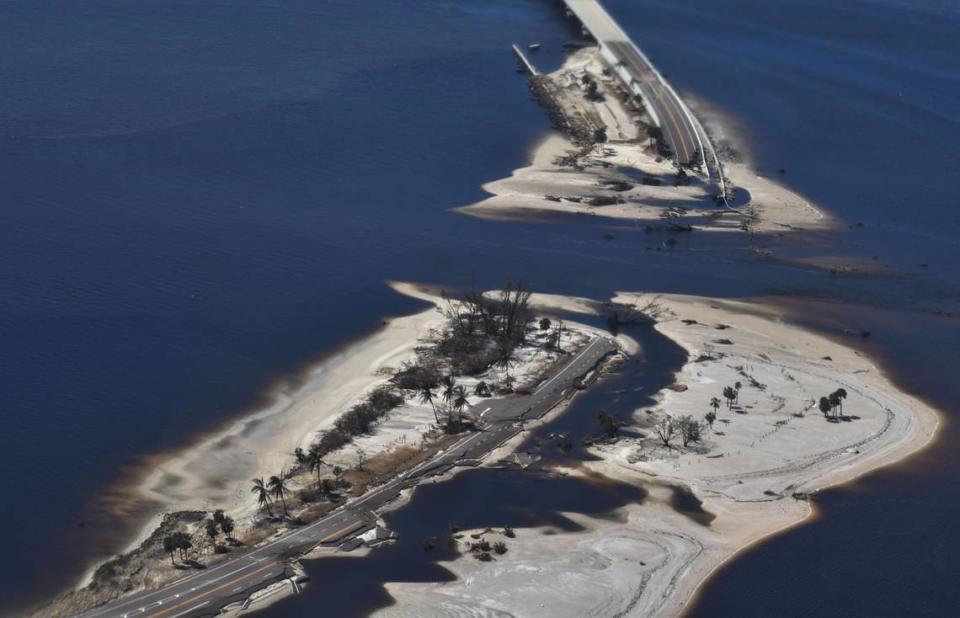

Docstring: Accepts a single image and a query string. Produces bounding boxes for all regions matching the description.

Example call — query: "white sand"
[379,294,940,617]
[130,282,605,540]
[136,292,445,529]
[457,47,832,236]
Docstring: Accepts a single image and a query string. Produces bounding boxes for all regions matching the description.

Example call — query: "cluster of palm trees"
[203,510,235,552]
[251,472,290,519]
[707,382,742,427]
[818,388,848,418]
[417,375,476,427]
[720,381,742,409]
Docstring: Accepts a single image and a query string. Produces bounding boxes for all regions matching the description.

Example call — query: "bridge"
[562,0,723,188]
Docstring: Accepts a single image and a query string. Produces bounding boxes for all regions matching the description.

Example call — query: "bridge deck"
[563,0,703,167]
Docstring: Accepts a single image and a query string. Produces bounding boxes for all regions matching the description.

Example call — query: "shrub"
[677,415,704,446]
[391,361,441,391]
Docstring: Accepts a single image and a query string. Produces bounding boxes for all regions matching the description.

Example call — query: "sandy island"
[46,42,941,618]
[458,48,832,238]
[379,293,939,617]
[41,282,617,616]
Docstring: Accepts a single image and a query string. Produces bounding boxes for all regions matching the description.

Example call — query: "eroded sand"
[379,294,939,617]
[457,48,832,236]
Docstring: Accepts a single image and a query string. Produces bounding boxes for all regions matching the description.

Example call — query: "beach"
[458,48,833,238]
[52,39,947,618]
[379,293,940,617]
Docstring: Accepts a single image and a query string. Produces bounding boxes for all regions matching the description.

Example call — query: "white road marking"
[480,406,491,417]
[88,338,613,618]
[170,601,209,618]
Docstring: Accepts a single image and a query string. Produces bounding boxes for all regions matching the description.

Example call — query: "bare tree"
[655,417,676,448]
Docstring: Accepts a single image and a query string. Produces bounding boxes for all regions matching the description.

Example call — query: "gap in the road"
[258,322,692,618]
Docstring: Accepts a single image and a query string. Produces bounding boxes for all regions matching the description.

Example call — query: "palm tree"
[205,518,219,553]
[452,385,469,424]
[219,515,235,542]
[828,392,841,417]
[441,376,457,405]
[268,470,290,517]
[163,535,178,565]
[834,388,848,414]
[418,386,440,424]
[307,445,325,491]
[722,386,736,409]
[171,531,192,562]
[710,397,721,416]
[251,477,273,517]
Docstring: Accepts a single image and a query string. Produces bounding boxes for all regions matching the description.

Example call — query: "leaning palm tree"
[251,477,273,517]
[307,446,325,491]
[418,386,440,424]
[452,385,469,424]
[268,470,290,517]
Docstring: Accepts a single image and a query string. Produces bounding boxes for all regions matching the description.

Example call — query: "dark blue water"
[602,0,960,615]
[1,0,958,615]
[261,319,686,618]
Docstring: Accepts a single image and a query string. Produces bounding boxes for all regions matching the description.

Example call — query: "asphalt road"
[76,336,615,618]
[564,0,702,165]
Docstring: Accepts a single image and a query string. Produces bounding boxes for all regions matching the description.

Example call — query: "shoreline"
[647,294,942,616]
[43,281,616,617]
[43,36,947,618]
[456,47,835,239]
[379,293,940,617]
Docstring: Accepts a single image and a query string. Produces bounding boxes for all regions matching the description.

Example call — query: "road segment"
[77,336,616,618]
